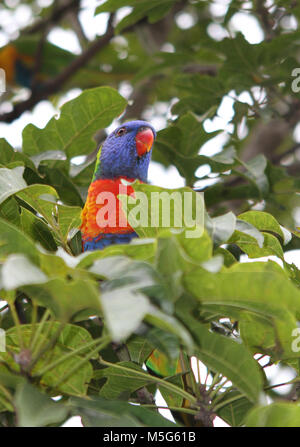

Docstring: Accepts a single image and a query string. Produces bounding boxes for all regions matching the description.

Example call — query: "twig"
[24,0,81,35]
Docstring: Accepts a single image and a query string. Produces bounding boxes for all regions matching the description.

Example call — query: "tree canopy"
[1,0,300,428]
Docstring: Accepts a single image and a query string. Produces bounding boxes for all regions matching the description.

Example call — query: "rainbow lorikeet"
[80,120,156,250]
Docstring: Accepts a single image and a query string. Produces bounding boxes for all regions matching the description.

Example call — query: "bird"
[0,41,75,90]
[80,120,156,251]
[0,45,36,89]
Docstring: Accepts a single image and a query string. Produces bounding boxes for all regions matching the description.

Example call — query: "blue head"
[94,120,156,183]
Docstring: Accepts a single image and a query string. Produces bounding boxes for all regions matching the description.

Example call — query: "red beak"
[135,127,154,157]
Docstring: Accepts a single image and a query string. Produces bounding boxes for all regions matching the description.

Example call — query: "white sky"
[0,0,299,428]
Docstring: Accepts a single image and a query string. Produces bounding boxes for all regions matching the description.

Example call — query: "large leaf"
[0,218,40,264]
[69,396,176,427]
[246,402,300,427]
[95,361,152,399]
[176,297,263,403]
[0,167,27,204]
[1,323,96,396]
[95,0,178,33]
[238,211,285,242]
[22,278,101,319]
[119,182,205,239]
[0,139,36,172]
[22,87,127,158]
[1,254,48,290]
[184,261,300,319]
[15,382,68,427]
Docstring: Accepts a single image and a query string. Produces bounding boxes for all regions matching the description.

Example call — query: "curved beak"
[135,127,154,157]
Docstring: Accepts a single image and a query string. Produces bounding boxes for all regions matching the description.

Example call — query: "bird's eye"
[116,127,126,136]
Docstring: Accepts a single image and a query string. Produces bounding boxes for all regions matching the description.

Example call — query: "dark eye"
[116,127,126,137]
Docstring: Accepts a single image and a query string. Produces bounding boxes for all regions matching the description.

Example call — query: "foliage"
[1,0,300,428]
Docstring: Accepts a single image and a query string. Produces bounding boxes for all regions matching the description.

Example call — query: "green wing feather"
[92,144,102,182]
[146,349,179,377]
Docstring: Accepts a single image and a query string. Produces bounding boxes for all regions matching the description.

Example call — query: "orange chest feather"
[80,177,137,239]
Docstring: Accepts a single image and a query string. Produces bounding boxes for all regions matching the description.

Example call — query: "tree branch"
[0,15,115,123]
[24,0,81,35]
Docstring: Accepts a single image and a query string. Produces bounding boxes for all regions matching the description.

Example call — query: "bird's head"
[93,120,156,183]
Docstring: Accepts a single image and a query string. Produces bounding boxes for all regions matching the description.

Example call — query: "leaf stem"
[52,337,110,388]
[98,357,197,405]
[213,393,244,412]
[33,335,110,378]
[138,404,198,415]
[9,298,24,349]
[30,309,51,352]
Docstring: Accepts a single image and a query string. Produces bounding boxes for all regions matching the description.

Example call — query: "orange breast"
[80,177,138,240]
[0,45,18,83]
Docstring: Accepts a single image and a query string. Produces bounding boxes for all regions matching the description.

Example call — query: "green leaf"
[238,211,285,241]
[239,309,298,360]
[237,231,284,260]
[126,335,153,365]
[0,167,27,204]
[145,305,194,352]
[0,197,21,226]
[206,211,236,245]
[30,150,67,168]
[89,256,156,341]
[0,218,40,264]
[246,402,300,427]
[0,139,36,172]
[56,204,82,245]
[101,287,150,342]
[16,184,59,226]
[145,328,180,361]
[229,219,264,248]
[22,87,127,158]
[20,207,57,251]
[176,297,263,403]
[172,75,226,116]
[156,112,220,159]
[22,278,101,319]
[217,392,253,427]
[119,182,205,238]
[176,228,212,265]
[40,166,83,206]
[184,261,300,321]
[77,239,156,268]
[70,396,175,427]
[240,155,269,196]
[15,382,68,427]
[1,254,48,290]
[95,361,151,399]
[2,323,96,396]
[155,236,183,303]
[96,0,177,33]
